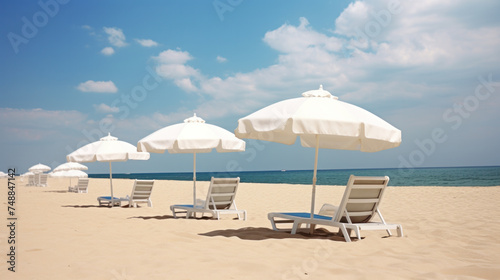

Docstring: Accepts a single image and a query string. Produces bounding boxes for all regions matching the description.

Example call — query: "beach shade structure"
[28,163,51,186]
[53,162,88,184]
[29,163,51,173]
[66,133,150,206]
[0,171,7,178]
[137,113,246,205]
[49,170,88,178]
[235,85,402,230]
[52,162,88,186]
[53,162,88,172]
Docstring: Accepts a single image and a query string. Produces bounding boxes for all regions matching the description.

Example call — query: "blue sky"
[1,0,500,175]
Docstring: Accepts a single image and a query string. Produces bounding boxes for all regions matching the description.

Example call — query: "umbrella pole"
[109,162,114,207]
[310,135,320,234]
[193,153,197,206]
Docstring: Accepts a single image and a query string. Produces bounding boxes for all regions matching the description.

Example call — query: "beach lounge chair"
[38,174,48,187]
[27,174,35,186]
[170,177,246,220]
[268,175,403,242]
[68,178,89,193]
[97,179,155,207]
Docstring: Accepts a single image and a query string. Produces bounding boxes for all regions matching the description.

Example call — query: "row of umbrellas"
[63,86,401,220]
[22,162,88,186]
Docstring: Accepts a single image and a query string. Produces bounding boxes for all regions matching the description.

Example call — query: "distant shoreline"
[87,166,500,187]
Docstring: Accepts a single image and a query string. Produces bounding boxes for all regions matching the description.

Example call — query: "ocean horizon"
[89,165,500,187]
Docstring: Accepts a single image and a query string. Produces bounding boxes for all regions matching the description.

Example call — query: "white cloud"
[101,47,115,56]
[135,39,159,47]
[150,1,500,129]
[103,27,127,47]
[0,108,87,142]
[76,80,118,93]
[174,78,198,92]
[216,56,227,63]
[153,49,202,91]
[264,17,343,53]
[93,103,120,113]
[155,49,193,64]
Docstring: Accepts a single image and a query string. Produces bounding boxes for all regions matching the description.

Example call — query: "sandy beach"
[1,177,500,279]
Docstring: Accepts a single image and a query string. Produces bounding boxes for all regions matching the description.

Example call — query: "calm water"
[89,166,500,186]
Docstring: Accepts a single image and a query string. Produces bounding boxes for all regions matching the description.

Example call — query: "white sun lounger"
[170,177,246,220]
[68,178,89,193]
[38,174,48,187]
[27,174,35,186]
[98,179,155,207]
[268,175,403,242]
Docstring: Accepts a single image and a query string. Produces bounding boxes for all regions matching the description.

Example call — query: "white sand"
[1,177,499,279]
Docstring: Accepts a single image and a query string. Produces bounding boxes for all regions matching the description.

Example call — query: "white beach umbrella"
[137,113,246,204]
[21,171,34,177]
[50,170,88,178]
[52,162,89,186]
[0,171,7,178]
[53,162,88,172]
[28,163,51,173]
[235,85,402,225]
[67,133,150,206]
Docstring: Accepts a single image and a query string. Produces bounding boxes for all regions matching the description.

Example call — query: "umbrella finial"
[100,133,118,141]
[302,85,338,99]
[184,113,206,123]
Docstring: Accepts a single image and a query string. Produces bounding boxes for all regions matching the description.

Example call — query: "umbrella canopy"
[28,163,51,173]
[235,85,402,226]
[236,85,401,151]
[53,162,88,172]
[137,113,245,204]
[68,133,149,162]
[0,171,7,178]
[138,114,246,153]
[21,171,34,177]
[67,133,150,206]
[49,170,88,178]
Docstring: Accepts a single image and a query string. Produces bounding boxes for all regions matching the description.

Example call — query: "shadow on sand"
[199,227,351,242]
[128,215,177,220]
[62,205,136,209]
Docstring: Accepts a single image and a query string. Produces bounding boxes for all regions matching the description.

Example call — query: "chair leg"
[269,217,278,231]
[352,226,361,240]
[397,225,404,237]
[338,224,352,242]
[291,221,301,234]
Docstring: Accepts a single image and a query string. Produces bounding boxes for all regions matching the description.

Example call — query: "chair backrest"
[77,178,89,192]
[39,174,48,185]
[204,177,240,210]
[333,175,389,224]
[130,180,154,202]
[28,174,35,184]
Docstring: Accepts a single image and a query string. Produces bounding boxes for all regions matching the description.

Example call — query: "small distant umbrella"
[50,170,88,178]
[0,171,7,178]
[66,133,150,206]
[21,171,34,177]
[28,163,51,173]
[137,113,245,205]
[53,162,88,172]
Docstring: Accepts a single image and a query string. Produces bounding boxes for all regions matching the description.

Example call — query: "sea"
[89,166,500,187]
